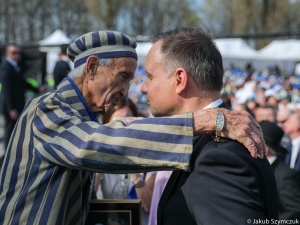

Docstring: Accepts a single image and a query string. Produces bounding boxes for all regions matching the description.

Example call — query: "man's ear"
[85,56,99,79]
[174,68,188,94]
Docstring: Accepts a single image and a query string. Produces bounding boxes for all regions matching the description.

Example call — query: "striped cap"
[67,30,138,68]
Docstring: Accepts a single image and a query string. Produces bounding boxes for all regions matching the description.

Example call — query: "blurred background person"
[245,99,260,118]
[254,105,276,123]
[255,87,267,107]
[276,108,293,128]
[0,43,41,155]
[260,121,300,220]
[53,44,71,89]
[232,103,248,112]
[276,107,293,159]
[278,92,294,111]
[234,74,256,107]
[266,93,280,110]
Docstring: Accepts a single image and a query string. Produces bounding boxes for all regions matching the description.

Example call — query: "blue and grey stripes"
[67,30,138,68]
[0,78,194,225]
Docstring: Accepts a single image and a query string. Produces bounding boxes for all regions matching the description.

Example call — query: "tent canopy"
[257,39,300,61]
[135,42,153,66]
[214,38,258,59]
[136,42,153,56]
[134,39,300,73]
[39,30,73,74]
[39,29,72,46]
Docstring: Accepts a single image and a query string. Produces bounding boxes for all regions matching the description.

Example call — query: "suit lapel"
[270,158,280,170]
[294,149,300,171]
[157,136,203,225]
[157,170,181,224]
[284,143,292,166]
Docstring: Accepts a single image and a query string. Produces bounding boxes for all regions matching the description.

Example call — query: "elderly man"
[0,30,265,225]
[141,27,278,225]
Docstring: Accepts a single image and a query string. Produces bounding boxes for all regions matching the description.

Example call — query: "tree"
[0,0,92,43]
[118,0,199,36]
[200,0,300,49]
[85,0,127,31]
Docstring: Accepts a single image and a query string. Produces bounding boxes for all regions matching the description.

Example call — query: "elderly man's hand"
[221,109,266,159]
[193,108,266,159]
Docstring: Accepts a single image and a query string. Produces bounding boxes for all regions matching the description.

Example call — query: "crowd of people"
[0,26,299,225]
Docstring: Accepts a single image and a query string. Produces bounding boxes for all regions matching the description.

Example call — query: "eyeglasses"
[277,119,287,124]
[9,51,20,55]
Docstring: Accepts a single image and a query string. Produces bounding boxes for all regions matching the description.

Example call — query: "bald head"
[276,107,293,127]
[282,112,300,139]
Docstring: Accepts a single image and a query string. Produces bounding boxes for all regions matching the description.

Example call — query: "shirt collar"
[203,99,223,109]
[267,155,277,165]
[292,136,300,146]
[6,56,18,68]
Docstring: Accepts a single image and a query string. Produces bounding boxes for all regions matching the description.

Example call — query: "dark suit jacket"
[0,60,39,115]
[53,59,70,89]
[272,158,300,220]
[158,118,279,225]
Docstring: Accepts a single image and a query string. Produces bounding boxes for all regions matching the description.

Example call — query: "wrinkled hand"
[221,108,266,159]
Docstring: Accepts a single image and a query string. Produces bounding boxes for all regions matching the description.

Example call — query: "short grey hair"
[68,63,85,78]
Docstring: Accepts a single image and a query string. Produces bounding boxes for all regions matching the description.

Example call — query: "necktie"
[284,142,292,166]
[14,65,20,72]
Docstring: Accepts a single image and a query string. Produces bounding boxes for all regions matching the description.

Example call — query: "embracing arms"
[193,108,266,158]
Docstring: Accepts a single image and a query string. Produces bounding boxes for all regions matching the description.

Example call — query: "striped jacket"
[0,79,194,225]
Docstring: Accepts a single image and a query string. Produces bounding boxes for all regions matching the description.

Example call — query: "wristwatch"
[211,108,224,142]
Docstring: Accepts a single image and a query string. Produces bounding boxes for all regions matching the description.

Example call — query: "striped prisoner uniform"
[0,78,194,225]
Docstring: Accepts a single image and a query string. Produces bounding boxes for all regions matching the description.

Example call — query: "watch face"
[216,111,224,131]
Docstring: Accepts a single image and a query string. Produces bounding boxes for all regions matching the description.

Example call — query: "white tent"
[254,39,300,73]
[214,38,258,70]
[136,39,258,69]
[39,30,73,75]
[39,29,72,46]
[215,38,258,59]
[136,42,153,66]
[257,39,300,61]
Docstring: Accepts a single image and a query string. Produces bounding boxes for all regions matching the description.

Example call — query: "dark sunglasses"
[9,51,20,55]
[277,119,287,124]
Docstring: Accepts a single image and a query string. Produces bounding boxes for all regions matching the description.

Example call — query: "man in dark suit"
[141,27,278,225]
[53,44,71,89]
[260,120,300,220]
[0,43,40,150]
[282,112,300,172]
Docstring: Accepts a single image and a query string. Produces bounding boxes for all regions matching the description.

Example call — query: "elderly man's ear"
[85,56,99,75]
[174,68,188,94]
